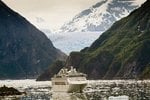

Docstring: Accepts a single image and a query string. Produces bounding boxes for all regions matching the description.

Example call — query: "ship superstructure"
[51,66,87,93]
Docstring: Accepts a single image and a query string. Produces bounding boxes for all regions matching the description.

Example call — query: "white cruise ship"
[51,66,87,93]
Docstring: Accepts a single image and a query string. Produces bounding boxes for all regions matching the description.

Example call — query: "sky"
[3,0,100,31]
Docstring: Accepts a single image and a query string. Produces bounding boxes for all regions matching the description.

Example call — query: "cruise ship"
[51,66,87,93]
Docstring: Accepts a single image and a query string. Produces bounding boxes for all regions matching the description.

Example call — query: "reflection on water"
[0,80,150,100]
[52,92,87,100]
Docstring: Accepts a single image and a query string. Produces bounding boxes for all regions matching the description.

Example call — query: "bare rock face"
[0,1,66,79]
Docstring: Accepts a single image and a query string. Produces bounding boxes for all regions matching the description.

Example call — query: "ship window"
[56,76,62,78]
[55,82,66,85]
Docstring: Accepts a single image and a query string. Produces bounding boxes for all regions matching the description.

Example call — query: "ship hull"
[52,85,70,92]
[68,83,87,93]
[52,83,87,93]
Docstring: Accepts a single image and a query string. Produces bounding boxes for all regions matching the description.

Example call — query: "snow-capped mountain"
[58,0,146,33]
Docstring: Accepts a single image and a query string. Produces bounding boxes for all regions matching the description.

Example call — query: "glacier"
[48,32,101,55]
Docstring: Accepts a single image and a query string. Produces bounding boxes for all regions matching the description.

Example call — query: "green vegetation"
[66,0,150,79]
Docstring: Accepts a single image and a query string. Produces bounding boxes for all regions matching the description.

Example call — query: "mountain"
[38,0,150,81]
[0,1,66,79]
[59,0,146,33]
[31,0,145,55]
[65,0,150,79]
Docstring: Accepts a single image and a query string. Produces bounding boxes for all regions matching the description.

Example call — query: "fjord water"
[0,80,150,100]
